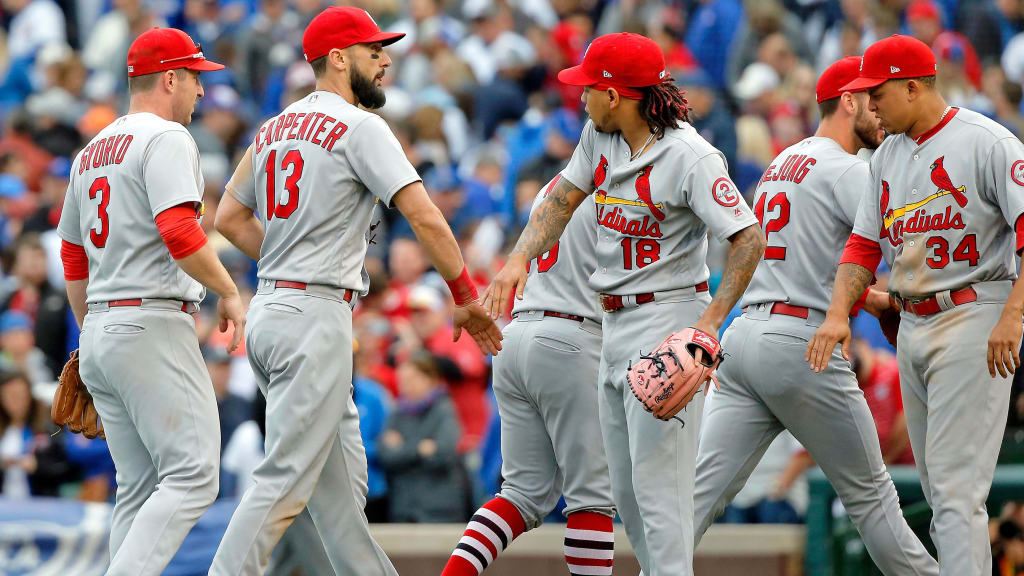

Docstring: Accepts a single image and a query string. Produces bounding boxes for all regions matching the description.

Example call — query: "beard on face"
[350,65,386,109]
[853,108,884,149]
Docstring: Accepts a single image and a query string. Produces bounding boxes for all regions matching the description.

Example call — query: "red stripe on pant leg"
[566,556,614,567]
[566,511,613,531]
[483,496,527,536]
[441,555,479,576]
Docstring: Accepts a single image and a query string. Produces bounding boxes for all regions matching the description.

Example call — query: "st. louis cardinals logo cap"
[816,56,866,103]
[302,7,405,63]
[557,32,668,100]
[126,27,224,77]
[840,34,937,92]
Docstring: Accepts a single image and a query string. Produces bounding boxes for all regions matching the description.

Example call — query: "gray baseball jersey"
[740,137,867,311]
[560,121,757,295]
[229,90,420,290]
[58,112,205,303]
[853,107,1024,297]
[512,176,601,323]
[849,106,1024,576]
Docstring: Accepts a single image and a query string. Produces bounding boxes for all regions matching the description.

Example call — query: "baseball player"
[484,32,765,576]
[441,178,616,576]
[56,28,245,576]
[691,57,939,575]
[210,7,501,575]
[808,35,1024,576]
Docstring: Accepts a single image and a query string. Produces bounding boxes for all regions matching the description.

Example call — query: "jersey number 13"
[264,149,305,220]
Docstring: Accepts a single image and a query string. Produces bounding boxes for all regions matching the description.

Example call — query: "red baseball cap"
[816,56,866,103]
[557,33,668,99]
[302,7,405,63]
[840,35,937,92]
[127,28,224,78]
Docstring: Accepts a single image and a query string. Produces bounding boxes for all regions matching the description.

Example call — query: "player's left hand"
[217,292,247,353]
[453,300,503,355]
[481,255,528,320]
[987,310,1022,378]
[806,312,852,372]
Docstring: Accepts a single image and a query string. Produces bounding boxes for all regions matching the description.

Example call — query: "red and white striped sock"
[564,511,614,576]
[442,497,526,576]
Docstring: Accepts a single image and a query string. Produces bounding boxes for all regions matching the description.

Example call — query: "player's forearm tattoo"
[510,178,578,261]
[832,263,874,313]
[712,225,765,313]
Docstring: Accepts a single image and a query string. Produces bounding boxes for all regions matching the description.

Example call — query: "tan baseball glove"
[627,328,723,421]
[51,350,105,440]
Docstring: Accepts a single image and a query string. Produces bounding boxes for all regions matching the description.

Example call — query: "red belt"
[897,286,977,316]
[513,310,585,323]
[274,280,354,302]
[768,302,809,319]
[108,299,192,312]
[600,281,709,313]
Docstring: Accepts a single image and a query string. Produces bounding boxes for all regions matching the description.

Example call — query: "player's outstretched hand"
[805,312,852,373]
[454,301,503,355]
[218,292,247,353]
[481,255,528,320]
[987,311,1022,378]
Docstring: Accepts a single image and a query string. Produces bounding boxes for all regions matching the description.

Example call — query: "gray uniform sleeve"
[832,161,870,228]
[225,143,257,210]
[346,115,421,208]
[852,155,884,241]
[683,153,758,241]
[983,136,1024,230]
[57,180,83,245]
[560,121,597,194]
[143,129,203,216]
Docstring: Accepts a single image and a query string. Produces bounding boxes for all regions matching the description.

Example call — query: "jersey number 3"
[754,191,791,260]
[264,149,304,220]
[89,177,110,248]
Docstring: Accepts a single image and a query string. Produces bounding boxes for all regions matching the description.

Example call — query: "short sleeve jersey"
[852,108,1024,297]
[57,113,204,303]
[740,137,869,312]
[231,91,421,292]
[560,121,758,295]
[512,176,601,323]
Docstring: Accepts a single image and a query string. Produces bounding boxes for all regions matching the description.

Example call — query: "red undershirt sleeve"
[60,240,89,281]
[155,203,208,259]
[840,233,883,273]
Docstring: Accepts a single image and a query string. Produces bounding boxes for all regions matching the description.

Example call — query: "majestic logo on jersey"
[1011,160,1024,186]
[879,157,968,246]
[594,155,609,187]
[634,166,664,220]
[711,177,740,207]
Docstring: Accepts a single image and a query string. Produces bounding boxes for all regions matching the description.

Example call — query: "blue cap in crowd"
[0,175,27,199]
[0,311,33,334]
[47,157,72,180]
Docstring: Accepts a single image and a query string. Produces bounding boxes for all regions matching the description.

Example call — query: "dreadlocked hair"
[639,77,691,138]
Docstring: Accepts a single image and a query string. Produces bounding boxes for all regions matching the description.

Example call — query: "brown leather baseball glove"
[627,328,723,421]
[51,350,105,440]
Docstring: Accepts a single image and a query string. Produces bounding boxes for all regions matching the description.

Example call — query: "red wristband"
[446,267,479,307]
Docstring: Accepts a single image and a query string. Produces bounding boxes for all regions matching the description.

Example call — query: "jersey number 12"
[754,191,791,260]
[264,149,305,220]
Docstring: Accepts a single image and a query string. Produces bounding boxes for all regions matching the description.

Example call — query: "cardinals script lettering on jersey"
[595,205,663,238]
[255,111,349,153]
[879,160,968,247]
[78,134,134,175]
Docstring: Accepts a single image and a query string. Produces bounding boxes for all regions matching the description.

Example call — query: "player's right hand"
[218,292,247,353]
[805,312,852,372]
[481,255,528,319]
[454,301,503,355]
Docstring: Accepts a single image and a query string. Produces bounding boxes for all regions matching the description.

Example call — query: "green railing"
[806,457,1024,576]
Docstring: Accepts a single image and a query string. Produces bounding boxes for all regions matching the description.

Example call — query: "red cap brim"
[839,76,888,92]
[365,31,406,46]
[558,65,598,87]
[186,59,226,72]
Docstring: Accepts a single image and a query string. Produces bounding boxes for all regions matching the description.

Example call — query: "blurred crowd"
[1,0,1024,562]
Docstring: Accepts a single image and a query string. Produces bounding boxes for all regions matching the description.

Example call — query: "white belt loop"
[622,294,638,308]
[935,289,955,311]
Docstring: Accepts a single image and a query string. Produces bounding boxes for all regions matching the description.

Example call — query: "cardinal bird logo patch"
[929,157,968,208]
[634,165,664,220]
[594,155,609,188]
